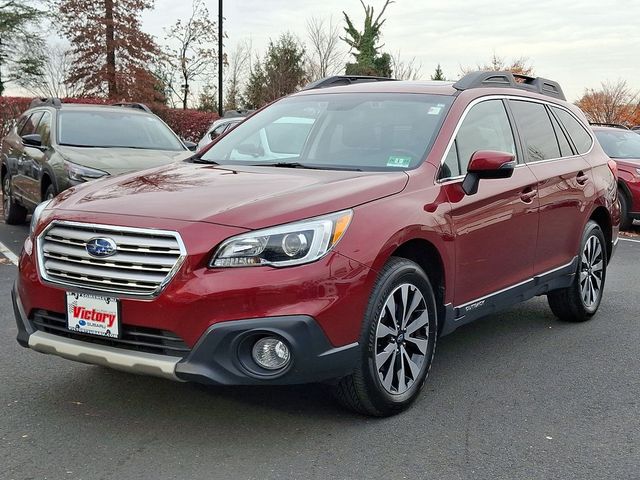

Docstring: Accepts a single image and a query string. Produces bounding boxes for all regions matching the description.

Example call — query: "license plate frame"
[66,292,121,339]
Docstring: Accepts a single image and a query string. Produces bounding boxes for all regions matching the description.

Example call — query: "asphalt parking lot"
[1,223,639,480]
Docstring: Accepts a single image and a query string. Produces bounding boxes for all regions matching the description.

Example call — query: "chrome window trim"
[436,95,595,183]
[36,220,187,299]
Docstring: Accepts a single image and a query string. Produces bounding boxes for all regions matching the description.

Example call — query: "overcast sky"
[8,0,637,101]
[141,0,639,101]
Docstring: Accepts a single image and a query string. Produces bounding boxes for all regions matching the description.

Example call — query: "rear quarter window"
[552,107,593,154]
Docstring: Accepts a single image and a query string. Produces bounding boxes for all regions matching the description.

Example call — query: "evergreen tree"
[341,0,393,77]
[431,64,446,81]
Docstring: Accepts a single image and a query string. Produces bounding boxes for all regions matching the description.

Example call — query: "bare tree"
[576,80,640,125]
[305,16,345,81]
[224,40,251,111]
[461,54,534,77]
[164,0,219,109]
[390,50,422,80]
[18,43,83,97]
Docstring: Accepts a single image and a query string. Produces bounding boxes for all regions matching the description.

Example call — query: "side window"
[552,107,593,154]
[548,108,573,157]
[210,123,228,139]
[36,111,52,146]
[509,100,560,162]
[19,112,44,137]
[15,114,29,134]
[441,99,516,178]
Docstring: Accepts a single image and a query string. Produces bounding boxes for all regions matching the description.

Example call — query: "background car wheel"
[618,188,632,230]
[334,257,438,416]
[547,220,607,322]
[3,175,27,225]
[44,184,57,201]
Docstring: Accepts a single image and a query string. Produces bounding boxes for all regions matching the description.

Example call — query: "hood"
[57,146,193,175]
[614,157,640,167]
[52,162,409,229]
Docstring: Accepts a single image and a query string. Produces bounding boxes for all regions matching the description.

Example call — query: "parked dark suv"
[15,72,619,416]
[1,99,194,224]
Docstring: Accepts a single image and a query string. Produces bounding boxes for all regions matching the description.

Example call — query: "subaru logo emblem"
[86,237,117,258]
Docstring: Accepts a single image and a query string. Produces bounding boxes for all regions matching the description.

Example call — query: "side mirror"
[183,140,197,151]
[461,150,516,196]
[236,143,263,157]
[22,133,43,148]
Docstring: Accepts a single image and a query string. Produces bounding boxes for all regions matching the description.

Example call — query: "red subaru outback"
[14,72,619,416]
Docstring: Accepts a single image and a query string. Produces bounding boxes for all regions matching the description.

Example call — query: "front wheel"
[547,220,607,322]
[334,257,438,416]
[618,188,632,230]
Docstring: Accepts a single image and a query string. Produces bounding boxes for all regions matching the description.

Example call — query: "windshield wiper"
[189,156,219,165]
[254,162,362,171]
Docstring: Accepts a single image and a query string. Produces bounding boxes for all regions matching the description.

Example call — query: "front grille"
[31,310,191,357]
[37,221,185,297]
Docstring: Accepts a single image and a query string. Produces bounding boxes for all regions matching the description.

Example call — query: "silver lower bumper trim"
[28,331,181,381]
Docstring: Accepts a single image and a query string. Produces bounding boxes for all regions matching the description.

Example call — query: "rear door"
[12,111,44,203]
[440,98,540,306]
[22,110,52,202]
[508,99,592,274]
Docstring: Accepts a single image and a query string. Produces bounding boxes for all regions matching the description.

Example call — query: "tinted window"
[15,114,29,134]
[510,100,560,162]
[20,112,44,136]
[441,99,516,178]
[58,111,185,151]
[549,110,573,157]
[36,112,52,146]
[594,129,640,159]
[201,93,453,171]
[552,107,593,154]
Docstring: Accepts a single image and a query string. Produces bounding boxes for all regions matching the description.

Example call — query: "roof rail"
[590,122,630,130]
[111,102,152,113]
[302,75,396,91]
[30,98,62,109]
[453,71,566,101]
[223,109,254,118]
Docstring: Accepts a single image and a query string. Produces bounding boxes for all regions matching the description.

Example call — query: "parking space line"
[619,238,640,244]
[0,241,19,266]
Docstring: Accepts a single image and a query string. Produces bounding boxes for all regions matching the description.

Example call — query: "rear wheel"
[3,175,27,225]
[334,257,438,416]
[547,220,607,322]
[618,188,632,230]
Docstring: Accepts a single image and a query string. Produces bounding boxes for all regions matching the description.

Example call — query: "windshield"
[200,93,453,171]
[595,129,640,159]
[58,110,185,151]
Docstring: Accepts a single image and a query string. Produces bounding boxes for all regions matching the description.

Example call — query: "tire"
[44,184,57,201]
[334,257,438,416]
[547,220,607,322]
[618,188,632,231]
[3,174,27,225]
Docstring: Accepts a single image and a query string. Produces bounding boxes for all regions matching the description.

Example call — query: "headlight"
[30,199,52,236]
[211,210,353,268]
[64,161,108,182]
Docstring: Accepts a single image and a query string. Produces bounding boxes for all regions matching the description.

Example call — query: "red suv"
[592,124,640,229]
[14,72,619,416]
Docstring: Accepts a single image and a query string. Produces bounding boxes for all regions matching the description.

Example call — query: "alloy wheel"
[375,283,429,395]
[580,235,604,308]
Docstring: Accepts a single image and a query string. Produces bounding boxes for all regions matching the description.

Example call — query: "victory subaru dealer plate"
[66,292,120,338]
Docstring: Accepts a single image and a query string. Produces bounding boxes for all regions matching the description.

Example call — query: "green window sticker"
[387,155,412,168]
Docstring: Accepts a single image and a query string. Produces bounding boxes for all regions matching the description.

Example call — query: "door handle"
[576,171,589,185]
[520,187,537,203]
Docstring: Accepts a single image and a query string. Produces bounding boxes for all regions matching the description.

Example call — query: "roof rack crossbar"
[111,102,152,113]
[453,71,566,101]
[302,75,396,91]
[29,98,62,109]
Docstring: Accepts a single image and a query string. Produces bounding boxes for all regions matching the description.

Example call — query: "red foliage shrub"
[0,96,218,143]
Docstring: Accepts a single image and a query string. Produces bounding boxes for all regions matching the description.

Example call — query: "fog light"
[252,337,291,370]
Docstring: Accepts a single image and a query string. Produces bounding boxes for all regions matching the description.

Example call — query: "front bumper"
[13,285,359,385]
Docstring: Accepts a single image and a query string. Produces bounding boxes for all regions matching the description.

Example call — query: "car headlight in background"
[29,199,52,236]
[64,160,108,183]
[211,210,353,268]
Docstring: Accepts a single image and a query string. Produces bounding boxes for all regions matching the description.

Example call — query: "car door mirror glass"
[21,133,43,148]
[183,140,197,151]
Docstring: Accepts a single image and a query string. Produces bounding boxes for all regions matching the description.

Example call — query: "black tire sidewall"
[45,184,56,201]
[360,259,438,411]
[618,188,631,230]
[578,221,607,315]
